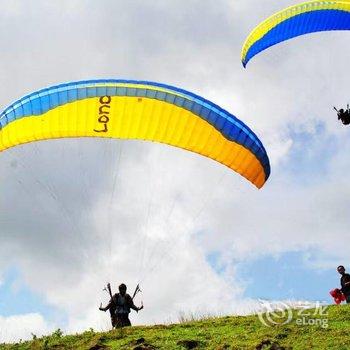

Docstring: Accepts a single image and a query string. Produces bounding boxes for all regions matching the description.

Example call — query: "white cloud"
[0,313,54,344]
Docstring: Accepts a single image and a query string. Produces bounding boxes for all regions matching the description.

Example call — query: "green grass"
[1,305,349,349]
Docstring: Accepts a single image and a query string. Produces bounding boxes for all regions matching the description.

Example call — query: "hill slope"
[1,305,349,350]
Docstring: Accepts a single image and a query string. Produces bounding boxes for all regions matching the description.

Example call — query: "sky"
[0,0,350,343]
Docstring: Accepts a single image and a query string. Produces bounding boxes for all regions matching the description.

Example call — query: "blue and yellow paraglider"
[0,80,270,188]
[242,0,350,67]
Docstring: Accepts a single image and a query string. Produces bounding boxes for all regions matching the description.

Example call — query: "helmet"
[119,283,127,291]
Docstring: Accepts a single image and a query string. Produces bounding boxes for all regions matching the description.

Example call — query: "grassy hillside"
[1,305,349,350]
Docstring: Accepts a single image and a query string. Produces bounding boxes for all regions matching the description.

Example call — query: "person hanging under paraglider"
[99,283,143,328]
[334,105,350,125]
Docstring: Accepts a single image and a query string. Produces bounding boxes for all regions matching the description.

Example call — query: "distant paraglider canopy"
[241,0,350,67]
[0,80,270,188]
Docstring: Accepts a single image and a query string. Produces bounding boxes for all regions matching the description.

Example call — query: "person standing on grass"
[337,265,350,304]
[99,283,143,328]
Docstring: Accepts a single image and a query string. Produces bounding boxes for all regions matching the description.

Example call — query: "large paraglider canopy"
[241,0,350,67]
[0,79,270,188]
